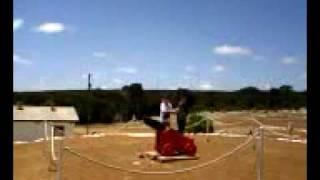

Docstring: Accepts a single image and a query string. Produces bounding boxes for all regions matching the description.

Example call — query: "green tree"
[279,85,294,93]
[121,83,145,120]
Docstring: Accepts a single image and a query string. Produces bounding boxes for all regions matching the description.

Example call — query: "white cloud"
[181,75,193,80]
[281,56,298,65]
[14,18,24,31]
[167,86,178,90]
[13,54,32,65]
[185,65,195,72]
[100,85,108,89]
[253,55,265,61]
[213,44,253,56]
[81,73,89,79]
[93,52,107,58]
[35,22,65,34]
[260,83,271,90]
[115,67,137,74]
[199,82,213,90]
[213,65,225,72]
[29,77,49,90]
[112,78,124,84]
[299,72,306,80]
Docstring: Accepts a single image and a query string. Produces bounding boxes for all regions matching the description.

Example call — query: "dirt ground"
[14,110,306,180]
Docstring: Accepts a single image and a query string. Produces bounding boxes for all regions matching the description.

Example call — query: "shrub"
[185,113,214,133]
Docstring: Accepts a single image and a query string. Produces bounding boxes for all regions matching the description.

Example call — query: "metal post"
[257,126,264,180]
[86,73,92,135]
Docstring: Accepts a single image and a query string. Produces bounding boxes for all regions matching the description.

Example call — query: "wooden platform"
[138,151,199,162]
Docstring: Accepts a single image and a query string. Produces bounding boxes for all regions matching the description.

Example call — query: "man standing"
[176,96,189,134]
[143,97,174,130]
[160,97,172,125]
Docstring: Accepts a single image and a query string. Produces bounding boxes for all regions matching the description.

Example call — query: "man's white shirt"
[160,102,172,123]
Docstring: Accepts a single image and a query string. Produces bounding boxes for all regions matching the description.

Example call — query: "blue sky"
[14,0,306,91]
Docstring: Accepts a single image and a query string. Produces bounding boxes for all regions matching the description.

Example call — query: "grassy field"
[14,110,306,180]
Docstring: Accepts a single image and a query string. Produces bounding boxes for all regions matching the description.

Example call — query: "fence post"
[288,121,294,138]
[206,118,210,142]
[51,126,57,161]
[56,137,63,180]
[257,126,264,180]
[206,118,209,133]
[44,120,48,140]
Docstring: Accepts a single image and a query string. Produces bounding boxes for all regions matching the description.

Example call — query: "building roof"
[13,106,79,121]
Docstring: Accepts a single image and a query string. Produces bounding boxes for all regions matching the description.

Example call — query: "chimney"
[16,102,24,110]
[51,105,56,112]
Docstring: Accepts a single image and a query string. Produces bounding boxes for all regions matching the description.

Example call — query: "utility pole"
[86,73,92,135]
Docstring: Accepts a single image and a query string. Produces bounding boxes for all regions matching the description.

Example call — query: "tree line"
[13,84,306,124]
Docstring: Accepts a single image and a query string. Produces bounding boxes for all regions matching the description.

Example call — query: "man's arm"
[160,102,166,112]
[161,102,178,113]
[165,108,179,113]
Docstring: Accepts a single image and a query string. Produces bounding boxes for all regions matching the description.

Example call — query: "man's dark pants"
[177,112,187,134]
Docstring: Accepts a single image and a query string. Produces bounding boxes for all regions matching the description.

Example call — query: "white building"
[13,105,79,141]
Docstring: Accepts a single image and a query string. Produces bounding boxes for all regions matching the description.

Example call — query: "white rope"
[264,129,291,137]
[248,114,289,137]
[186,112,289,137]
[214,121,248,127]
[65,112,302,175]
[63,135,254,175]
[248,113,306,138]
[114,118,140,133]
[185,112,303,139]
[248,114,264,127]
[185,118,208,129]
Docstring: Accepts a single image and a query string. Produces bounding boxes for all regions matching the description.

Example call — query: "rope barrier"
[116,115,208,132]
[184,112,301,138]
[54,111,305,179]
[248,114,300,138]
[248,114,264,127]
[185,118,208,129]
[145,112,302,139]
[264,129,291,137]
[113,112,264,134]
[114,118,139,132]
[63,135,254,175]
[214,121,249,128]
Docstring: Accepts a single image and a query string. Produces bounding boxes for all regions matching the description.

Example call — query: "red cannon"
[156,129,197,156]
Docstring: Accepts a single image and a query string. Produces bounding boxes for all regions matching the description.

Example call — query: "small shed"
[13,105,79,141]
